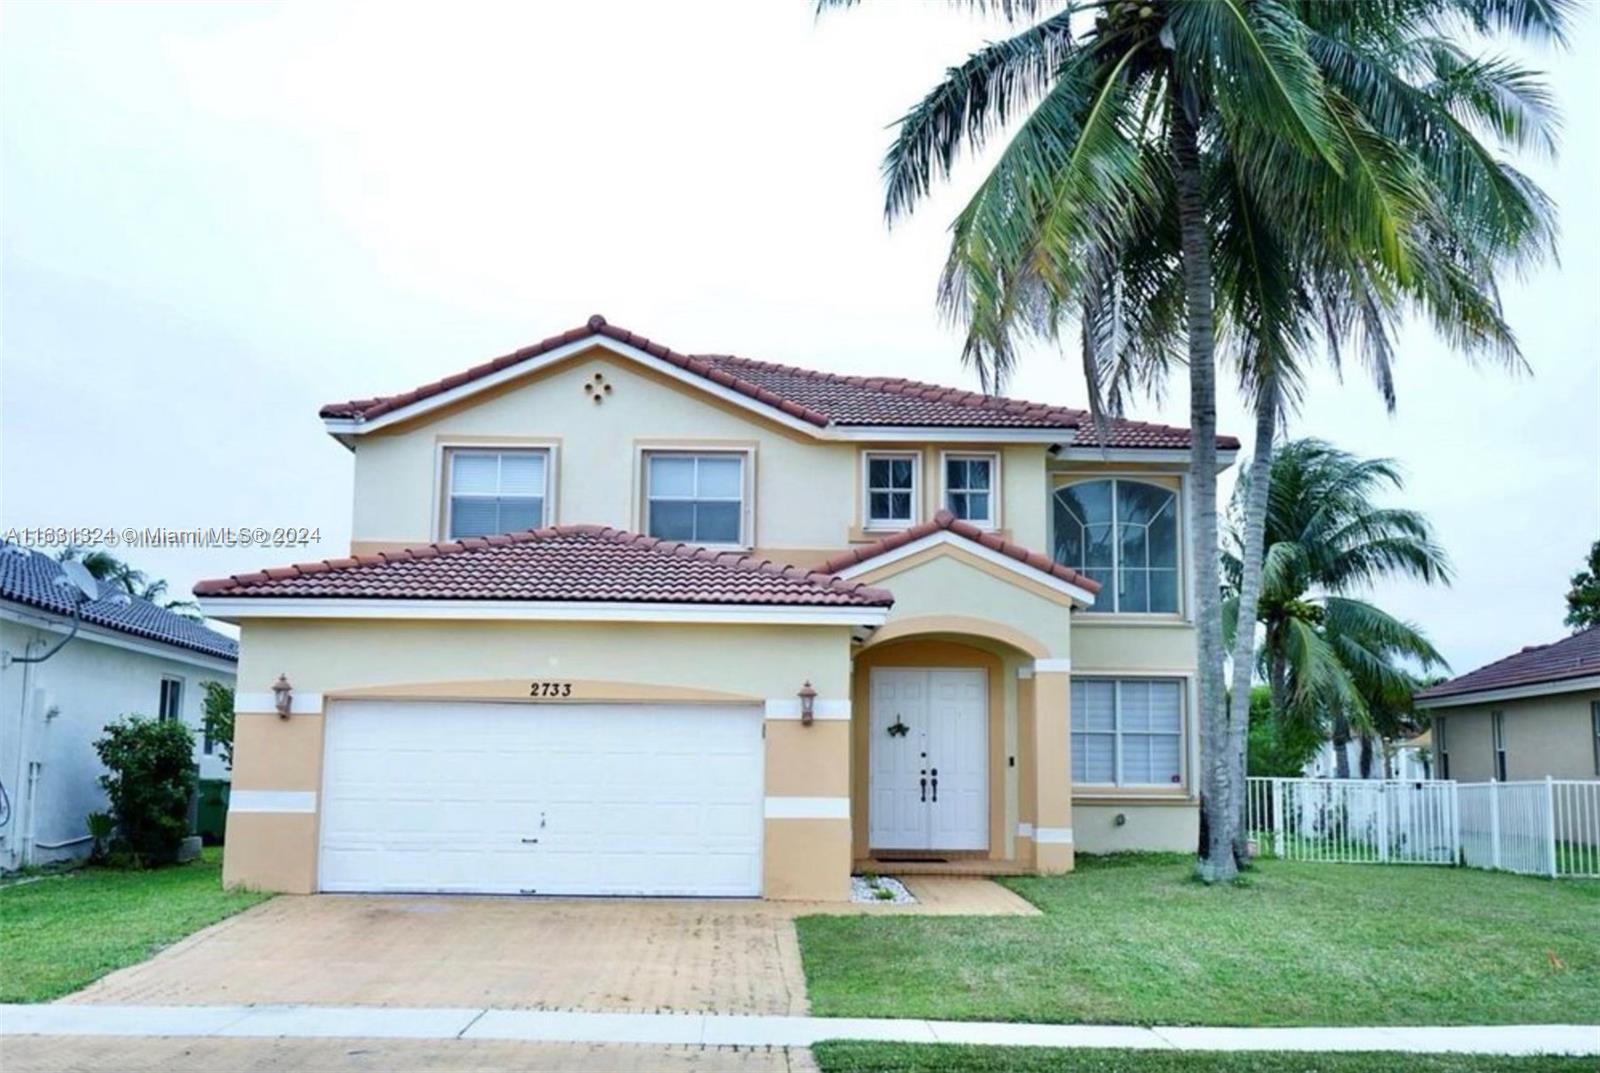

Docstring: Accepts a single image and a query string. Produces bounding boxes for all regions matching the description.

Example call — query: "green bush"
[93,715,196,866]
[200,681,235,770]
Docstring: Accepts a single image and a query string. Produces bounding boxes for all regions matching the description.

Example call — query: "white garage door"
[319,700,764,896]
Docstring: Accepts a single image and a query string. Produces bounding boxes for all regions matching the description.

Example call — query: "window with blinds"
[1070,678,1184,786]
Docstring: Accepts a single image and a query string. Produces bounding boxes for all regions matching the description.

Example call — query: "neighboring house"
[1,545,239,869]
[1414,625,1600,783]
[1303,733,1431,781]
[196,314,1237,901]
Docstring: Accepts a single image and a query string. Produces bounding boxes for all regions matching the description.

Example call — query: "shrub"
[200,681,235,770]
[84,811,115,862]
[93,715,196,866]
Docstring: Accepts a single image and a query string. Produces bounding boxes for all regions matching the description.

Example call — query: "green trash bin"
[197,779,231,845]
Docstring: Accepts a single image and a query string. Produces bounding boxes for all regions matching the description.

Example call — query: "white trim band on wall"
[1016,823,1035,838]
[229,790,317,814]
[764,699,851,720]
[235,692,324,716]
[1033,659,1072,674]
[1034,826,1074,844]
[763,796,850,820]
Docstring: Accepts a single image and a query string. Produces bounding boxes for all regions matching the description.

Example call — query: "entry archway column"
[1031,659,1075,873]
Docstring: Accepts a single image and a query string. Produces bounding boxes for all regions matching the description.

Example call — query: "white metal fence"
[1246,776,1600,878]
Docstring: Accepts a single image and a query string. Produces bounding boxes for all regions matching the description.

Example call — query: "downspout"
[4,632,43,870]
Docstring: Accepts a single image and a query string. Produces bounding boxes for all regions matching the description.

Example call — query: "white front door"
[868,668,988,851]
[319,700,764,896]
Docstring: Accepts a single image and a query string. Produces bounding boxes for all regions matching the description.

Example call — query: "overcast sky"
[3,1,1596,677]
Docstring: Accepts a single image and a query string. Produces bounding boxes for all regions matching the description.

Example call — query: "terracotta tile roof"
[1,544,238,662]
[1416,626,1600,702]
[817,509,1101,596]
[320,314,1236,450]
[193,525,894,608]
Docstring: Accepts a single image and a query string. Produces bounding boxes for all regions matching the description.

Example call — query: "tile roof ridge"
[814,510,1100,595]
[698,352,1088,424]
[322,317,831,428]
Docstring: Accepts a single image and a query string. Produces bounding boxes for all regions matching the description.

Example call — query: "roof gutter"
[198,597,890,628]
[1414,673,1600,709]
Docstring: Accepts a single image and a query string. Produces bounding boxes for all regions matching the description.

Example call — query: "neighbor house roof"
[0,545,238,662]
[320,315,1237,451]
[193,525,894,607]
[818,509,1101,596]
[1415,625,1600,704]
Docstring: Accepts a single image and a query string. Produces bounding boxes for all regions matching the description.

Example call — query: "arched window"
[1052,479,1179,613]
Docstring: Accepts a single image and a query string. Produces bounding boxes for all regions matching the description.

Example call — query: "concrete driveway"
[66,895,811,1015]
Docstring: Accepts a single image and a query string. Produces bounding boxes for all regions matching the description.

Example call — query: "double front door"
[868,668,988,851]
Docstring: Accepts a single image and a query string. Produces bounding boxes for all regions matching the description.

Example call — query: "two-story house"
[197,315,1237,900]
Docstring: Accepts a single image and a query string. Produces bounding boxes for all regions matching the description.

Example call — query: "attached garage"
[319,700,764,896]
[202,525,889,900]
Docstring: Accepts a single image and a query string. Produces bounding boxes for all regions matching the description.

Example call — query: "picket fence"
[1244,776,1600,878]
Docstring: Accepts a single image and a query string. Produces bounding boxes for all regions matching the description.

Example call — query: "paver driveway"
[65,895,812,1014]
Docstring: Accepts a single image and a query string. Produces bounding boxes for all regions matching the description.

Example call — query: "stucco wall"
[1433,689,1600,782]
[1,617,236,869]
[1075,802,1198,854]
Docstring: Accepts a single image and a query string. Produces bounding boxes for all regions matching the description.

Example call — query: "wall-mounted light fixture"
[271,674,293,719]
[798,680,817,726]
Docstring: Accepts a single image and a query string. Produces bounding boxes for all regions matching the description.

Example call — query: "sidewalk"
[3,1004,1595,1056]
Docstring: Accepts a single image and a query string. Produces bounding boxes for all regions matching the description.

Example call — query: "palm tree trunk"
[1170,102,1233,884]
[1359,734,1375,779]
[1226,374,1279,865]
[1332,712,1352,779]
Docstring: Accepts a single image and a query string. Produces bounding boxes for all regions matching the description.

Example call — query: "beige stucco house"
[197,315,1237,901]
[1415,625,1600,784]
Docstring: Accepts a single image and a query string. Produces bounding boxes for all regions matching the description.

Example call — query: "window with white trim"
[864,452,918,529]
[158,677,183,724]
[1070,678,1184,786]
[1053,479,1179,613]
[645,452,746,545]
[1492,710,1507,781]
[447,449,548,539]
[944,454,997,526]
[1435,716,1449,779]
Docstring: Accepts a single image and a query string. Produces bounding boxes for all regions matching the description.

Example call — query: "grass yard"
[0,848,270,1003]
[811,1043,1594,1073]
[798,855,1600,1026]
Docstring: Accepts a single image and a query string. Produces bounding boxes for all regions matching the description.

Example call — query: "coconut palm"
[1223,438,1451,776]
[56,546,205,621]
[826,0,1564,879]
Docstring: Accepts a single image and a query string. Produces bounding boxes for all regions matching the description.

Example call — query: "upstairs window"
[944,454,997,527]
[864,453,918,529]
[1053,479,1179,613]
[1436,716,1450,779]
[645,453,746,545]
[158,677,183,723]
[1071,678,1183,786]
[447,449,548,539]
[1592,702,1599,777]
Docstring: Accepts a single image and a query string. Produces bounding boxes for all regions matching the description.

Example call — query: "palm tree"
[1224,439,1450,776]
[56,547,205,622]
[826,0,1564,879]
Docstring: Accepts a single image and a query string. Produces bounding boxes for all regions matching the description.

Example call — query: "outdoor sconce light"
[271,674,293,720]
[798,680,817,726]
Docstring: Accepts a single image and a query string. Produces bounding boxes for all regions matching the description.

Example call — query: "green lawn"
[0,848,270,1002]
[811,1043,1593,1073]
[798,855,1600,1026]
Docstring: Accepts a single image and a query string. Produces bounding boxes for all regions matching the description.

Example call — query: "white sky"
[3,1,1596,676]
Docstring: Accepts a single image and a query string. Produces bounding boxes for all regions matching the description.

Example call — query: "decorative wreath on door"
[886,715,910,738]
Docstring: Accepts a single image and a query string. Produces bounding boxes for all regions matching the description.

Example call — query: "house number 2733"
[529,681,574,698]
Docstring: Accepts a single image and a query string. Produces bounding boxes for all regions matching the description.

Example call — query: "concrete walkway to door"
[61,877,1034,1014]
